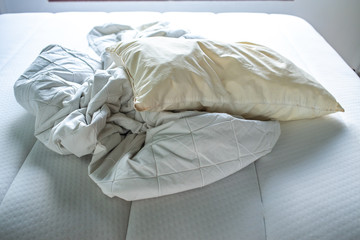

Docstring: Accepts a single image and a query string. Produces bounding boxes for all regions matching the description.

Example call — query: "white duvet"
[14,22,280,201]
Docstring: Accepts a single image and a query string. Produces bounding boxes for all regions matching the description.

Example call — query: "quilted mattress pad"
[0,12,359,240]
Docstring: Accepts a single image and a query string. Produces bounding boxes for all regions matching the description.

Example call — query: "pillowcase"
[106,37,343,121]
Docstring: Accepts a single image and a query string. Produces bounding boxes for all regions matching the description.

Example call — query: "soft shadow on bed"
[0,113,36,203]
[9,112,36,150]
[257,115,347,175]
[22,143,132,238]
[9,112,130,238]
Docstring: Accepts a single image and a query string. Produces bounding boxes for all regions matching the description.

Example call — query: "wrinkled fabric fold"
[14,22,281,200]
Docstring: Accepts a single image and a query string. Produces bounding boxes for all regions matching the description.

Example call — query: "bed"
[0,12,359,240]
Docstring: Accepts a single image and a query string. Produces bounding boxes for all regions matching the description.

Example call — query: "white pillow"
[107,37,343,121]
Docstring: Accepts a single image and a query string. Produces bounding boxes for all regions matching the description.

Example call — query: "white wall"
[1,0,359,72]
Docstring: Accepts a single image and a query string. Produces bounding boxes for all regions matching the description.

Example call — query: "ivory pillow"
[106,37,343,121]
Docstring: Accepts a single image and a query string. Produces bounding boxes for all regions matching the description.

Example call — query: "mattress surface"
[0,12,359,240]
[0,142,131,240]
[126,163,266,240]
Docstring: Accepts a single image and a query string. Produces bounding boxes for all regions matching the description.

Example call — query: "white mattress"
[0,12,359,240]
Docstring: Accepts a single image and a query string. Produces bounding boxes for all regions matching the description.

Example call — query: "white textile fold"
[14,22,280,200]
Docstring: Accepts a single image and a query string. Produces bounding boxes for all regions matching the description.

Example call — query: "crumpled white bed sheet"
[14,22,280,201]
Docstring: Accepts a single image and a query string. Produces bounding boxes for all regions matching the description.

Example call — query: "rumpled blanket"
[14,22,280,201]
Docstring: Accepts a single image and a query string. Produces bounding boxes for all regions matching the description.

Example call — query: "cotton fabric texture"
[14,43,280,200]
[107,37,343,121]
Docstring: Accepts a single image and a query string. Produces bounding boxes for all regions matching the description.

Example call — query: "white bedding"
[14,23,280,200]
[1,12,359,240]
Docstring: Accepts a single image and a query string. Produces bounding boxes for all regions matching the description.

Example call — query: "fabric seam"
[123,201,133,240]
[96,148,272,184]
[254,161,268,240]
[184,118,203,187]
[150,133,161,197]
[230,120,243,170]
[0,140,37,207]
